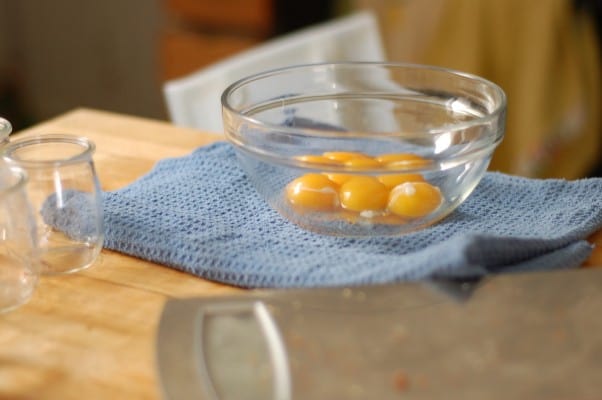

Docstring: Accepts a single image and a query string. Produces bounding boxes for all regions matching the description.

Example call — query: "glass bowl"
[221,62,506,236]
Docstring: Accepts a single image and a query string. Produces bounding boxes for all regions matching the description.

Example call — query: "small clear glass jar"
[2,134,104,274]
[0,165,38,312]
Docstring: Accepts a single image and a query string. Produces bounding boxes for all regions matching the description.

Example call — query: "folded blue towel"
[100,142,602,288]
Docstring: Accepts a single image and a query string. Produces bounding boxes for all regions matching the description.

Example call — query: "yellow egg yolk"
[294,155,341,165]
[322,151,371,162]
[324,173,354,186]
[377,173,425,189]
[376,153,431,169]
[387,181,443,218]
[285,173,339,211]
[344,157,382,170]
[339,176,388,212]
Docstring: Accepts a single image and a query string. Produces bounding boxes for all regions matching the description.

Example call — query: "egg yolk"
[377,173,425,189]
[324,173,354,186]
[322,151,372,162]
[387,182,443,218]
[376,153,431,169]
[294,155,341,165]
[340,176,388,212]
[285,173,339,211]
[344,157,382,169]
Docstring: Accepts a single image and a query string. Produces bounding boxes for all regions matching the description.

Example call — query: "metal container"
[157,268,602,399]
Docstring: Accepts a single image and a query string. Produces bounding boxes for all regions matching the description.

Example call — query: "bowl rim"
[221,61,507,138]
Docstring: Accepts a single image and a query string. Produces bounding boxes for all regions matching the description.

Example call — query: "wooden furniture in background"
[160,0,274,80]
[162,11,384,133]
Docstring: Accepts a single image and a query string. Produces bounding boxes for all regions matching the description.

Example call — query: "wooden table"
[1,108,600,399]
[0,109,240,400]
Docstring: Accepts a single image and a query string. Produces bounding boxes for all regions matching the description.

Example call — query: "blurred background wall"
[0,0,330,131]
[0,0,166,129]
[0,0,599,178]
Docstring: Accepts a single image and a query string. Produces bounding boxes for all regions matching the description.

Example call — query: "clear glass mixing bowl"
[222,62,506,236]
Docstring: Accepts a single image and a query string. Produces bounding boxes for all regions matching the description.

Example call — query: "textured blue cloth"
[100,142,602,288]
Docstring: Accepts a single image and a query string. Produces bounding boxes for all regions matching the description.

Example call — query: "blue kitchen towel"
[98,142,602,288]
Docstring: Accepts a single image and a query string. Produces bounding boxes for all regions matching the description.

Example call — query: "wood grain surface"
[0,108,600,399]
[0,109,239,400]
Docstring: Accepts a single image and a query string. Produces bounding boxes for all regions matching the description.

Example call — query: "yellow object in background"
[350,0,601,178]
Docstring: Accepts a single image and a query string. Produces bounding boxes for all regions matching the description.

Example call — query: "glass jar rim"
[1,134,96,167]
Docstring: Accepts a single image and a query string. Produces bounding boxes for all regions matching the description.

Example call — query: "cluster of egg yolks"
[288,152,442,218]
